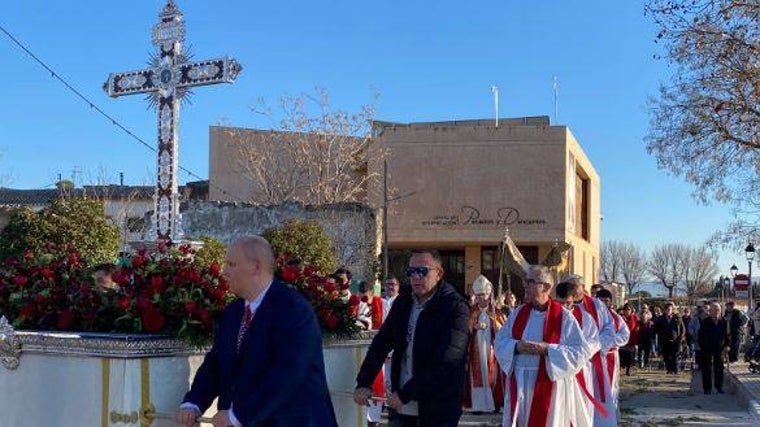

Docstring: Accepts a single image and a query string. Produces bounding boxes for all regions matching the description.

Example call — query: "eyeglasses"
[405,266,437,278]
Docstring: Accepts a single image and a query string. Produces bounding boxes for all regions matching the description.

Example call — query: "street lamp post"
[746,242,755,310]
[731,264,738,298]
[723,276,730,302]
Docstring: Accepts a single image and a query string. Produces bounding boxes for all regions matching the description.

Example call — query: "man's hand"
[176,408,200,427]
[532,342,549,356]
[353,387,373,406]
[518,341,549,355]
[211,410,232,427]
[386,392,404,410]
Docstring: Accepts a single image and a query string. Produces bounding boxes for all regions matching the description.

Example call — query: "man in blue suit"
[177,235,338,427]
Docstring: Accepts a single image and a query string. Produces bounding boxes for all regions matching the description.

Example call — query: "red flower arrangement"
[0,244,362,346]
[275,256,361,339]
[0,243,230,348]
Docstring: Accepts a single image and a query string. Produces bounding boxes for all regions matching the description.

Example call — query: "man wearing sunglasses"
[354,250,470,427]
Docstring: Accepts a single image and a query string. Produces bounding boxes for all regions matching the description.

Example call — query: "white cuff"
[229,407,243,427]
[179,402,201,413]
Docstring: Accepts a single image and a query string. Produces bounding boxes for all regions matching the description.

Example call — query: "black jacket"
[698,317,730,354]
[726,308,748,337]
[655,314,685,344]
[355,282,470,426]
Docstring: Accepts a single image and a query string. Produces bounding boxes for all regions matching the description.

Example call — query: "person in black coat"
[724,301,748,363]
[698,302,730,394]
[354,250,470,427]
[654,302,685,374]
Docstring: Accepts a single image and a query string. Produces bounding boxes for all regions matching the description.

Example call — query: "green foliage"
[55,180,74,191]
[193,236,227,270]
[264,219,337,273]
[0,198,119,265]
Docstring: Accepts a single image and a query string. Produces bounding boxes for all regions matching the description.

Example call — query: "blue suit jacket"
[183,280,338,427]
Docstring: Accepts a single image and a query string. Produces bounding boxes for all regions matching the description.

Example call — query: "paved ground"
[375,362,758,426]
[619,365,755,426]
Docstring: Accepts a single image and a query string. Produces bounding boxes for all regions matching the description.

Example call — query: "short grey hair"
[560,274,585,285]
[526,265,554,285]
[232,235,275,272]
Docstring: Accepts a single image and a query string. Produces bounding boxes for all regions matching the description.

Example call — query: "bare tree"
[645,1,760,245]
[648,243,689,298]
[600,241,623,283]
[229,89,384,205]
[682,245,719,298]
[618,242,648,295]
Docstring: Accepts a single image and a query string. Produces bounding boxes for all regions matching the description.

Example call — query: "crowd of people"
[354,256,635,426]
[173,235,752,427]
[353,259,758,426]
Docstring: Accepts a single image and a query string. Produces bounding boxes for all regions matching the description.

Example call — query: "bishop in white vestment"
[464,275,506,412]
[494,266,591,427]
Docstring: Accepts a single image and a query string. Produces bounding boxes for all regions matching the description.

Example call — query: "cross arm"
[177,57,242,89]
[103,69,157,98]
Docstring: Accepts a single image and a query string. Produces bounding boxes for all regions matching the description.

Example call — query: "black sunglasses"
[405,266,437,278]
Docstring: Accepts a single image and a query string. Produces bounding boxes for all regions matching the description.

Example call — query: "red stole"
[582,296,606,403]
[370,296,383,330]
[509,299,563,427]
[572,306,609,419]
[606,307,622,386]
[464,307,506,410]
[370,297,385,398]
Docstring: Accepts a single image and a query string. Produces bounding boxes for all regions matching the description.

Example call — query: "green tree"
[55,180,74,191]
[0,198,119,264]
[193,236,227,270]
[263,219,337,272]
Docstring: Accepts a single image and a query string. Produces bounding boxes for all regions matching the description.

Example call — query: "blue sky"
[0,1,750,284]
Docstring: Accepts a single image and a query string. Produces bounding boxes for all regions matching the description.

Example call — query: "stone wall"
[181,201,381,282]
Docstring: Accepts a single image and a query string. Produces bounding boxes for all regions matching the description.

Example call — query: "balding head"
[225,235,276,301]
[232,235,275,273]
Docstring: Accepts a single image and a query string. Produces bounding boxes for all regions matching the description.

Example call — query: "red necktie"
[237,305,253,353]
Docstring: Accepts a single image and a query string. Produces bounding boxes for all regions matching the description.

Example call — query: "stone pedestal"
[0,326,371,427]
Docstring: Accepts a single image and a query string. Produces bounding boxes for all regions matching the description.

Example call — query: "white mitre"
[472,275,493,295]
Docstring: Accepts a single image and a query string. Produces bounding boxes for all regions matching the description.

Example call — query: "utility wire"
[0,23,243,200]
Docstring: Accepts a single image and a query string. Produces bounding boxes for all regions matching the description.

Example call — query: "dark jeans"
[700,351,725,392]
[639,343,652,368]
[729,334,741,363]
[388,409,459,427]
[661,341,679,373]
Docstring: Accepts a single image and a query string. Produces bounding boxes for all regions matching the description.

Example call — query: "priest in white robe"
[494,266,592,427]
[564,275,619,427]
[596,288,630,416]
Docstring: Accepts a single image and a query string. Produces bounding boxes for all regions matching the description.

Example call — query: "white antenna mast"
[490,85,499,128]
[552,75,559,124]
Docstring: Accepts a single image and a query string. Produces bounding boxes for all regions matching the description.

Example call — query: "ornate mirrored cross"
[104,0,241,242]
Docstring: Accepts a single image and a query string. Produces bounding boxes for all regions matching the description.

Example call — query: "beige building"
[367,117,600,299]
[209,116,600,299]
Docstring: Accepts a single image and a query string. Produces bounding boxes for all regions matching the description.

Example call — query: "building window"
[575,171,590,241]
[482,248,496,271]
